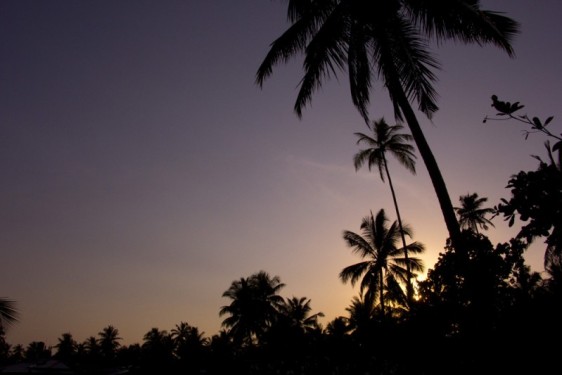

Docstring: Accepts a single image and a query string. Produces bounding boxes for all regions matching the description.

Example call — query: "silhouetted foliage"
[171,321,208,374]
[98,325,121,367]
[219,271,285,348]
[24,341,51,364]
[0,298,19,329]
[54,332,76,364]
[340,209,425,315]
[354,118,418,302]
[140,328,175,373]
[486,96,562,283]
[454,192,495,233]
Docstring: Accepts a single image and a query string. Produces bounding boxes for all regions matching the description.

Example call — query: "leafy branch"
[484,95,561,166]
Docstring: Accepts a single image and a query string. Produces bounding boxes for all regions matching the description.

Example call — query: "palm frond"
[343,230,375,258]
[295,5,349,117]
[404,0,519,56]
[0,298,19,327]
[348,18,373,121]
[339,261,373,287]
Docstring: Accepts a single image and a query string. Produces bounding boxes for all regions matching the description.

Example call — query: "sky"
[2,0,561,347]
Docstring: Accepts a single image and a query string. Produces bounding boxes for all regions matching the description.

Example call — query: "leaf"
[508,215,515,227]
[545,116,554,125]
[532,117,542,129]
[510,102,524,113]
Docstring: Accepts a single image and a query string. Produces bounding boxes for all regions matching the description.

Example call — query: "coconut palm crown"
[340,209,424,316]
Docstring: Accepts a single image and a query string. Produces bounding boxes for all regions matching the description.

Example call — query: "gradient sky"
[2,0,561,347]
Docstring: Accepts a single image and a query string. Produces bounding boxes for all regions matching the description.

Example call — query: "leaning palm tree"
[219,271,285,346]
[339,209,424,316]
[257,0,519,253]
[354,117,417,302]
[0,298,19,329]
[454,192,495,233]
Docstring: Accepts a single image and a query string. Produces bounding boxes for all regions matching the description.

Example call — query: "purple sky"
[2,0,561,347]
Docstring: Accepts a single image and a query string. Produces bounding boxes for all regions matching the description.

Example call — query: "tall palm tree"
[353,117,417,302]
[219,271,285,346]
[256,0,518,253]
[0,298,18,329]
[339,209,424,316]
[454,192,495,233]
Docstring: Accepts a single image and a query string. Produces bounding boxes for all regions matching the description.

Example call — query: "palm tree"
[171,321,200,346]
[83,336,100,353]
[171,321,208,365]
[454,192,495,233]
[256,0,518,253]
[98,325,121,363]
[24,341,51,363]
[325,316,350,338]
[279,296,325,333]
[0,298,19,329]
[10,344,25,362]
[354,117,417,302]
[219,271,285,346]
[345,293,377,340]
[54,332,76,363]
[141,328,175,371]
[339,209,424,316]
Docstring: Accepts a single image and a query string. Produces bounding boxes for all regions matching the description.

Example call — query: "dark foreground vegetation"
[1,96,561,375]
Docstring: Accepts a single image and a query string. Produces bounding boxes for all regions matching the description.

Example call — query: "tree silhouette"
[54,332,76,364]
[455,192,495,233]
[141,328,174,372]
[98,325,121,365]
[487,97,562,279]
[340,209,424,316]
[353,118,417,302]
[24,341,51,364]
[171,321,208,373]
[278,296,324,334]
[219,271,285,346]
[257,0,519,254]
[345,293,377,341]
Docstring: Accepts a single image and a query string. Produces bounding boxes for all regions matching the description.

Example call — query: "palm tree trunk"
[388,80,464,254]
[379,269,385,317]
[382,157,413,304]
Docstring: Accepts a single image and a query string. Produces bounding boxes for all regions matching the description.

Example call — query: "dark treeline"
[0,233,560,375]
